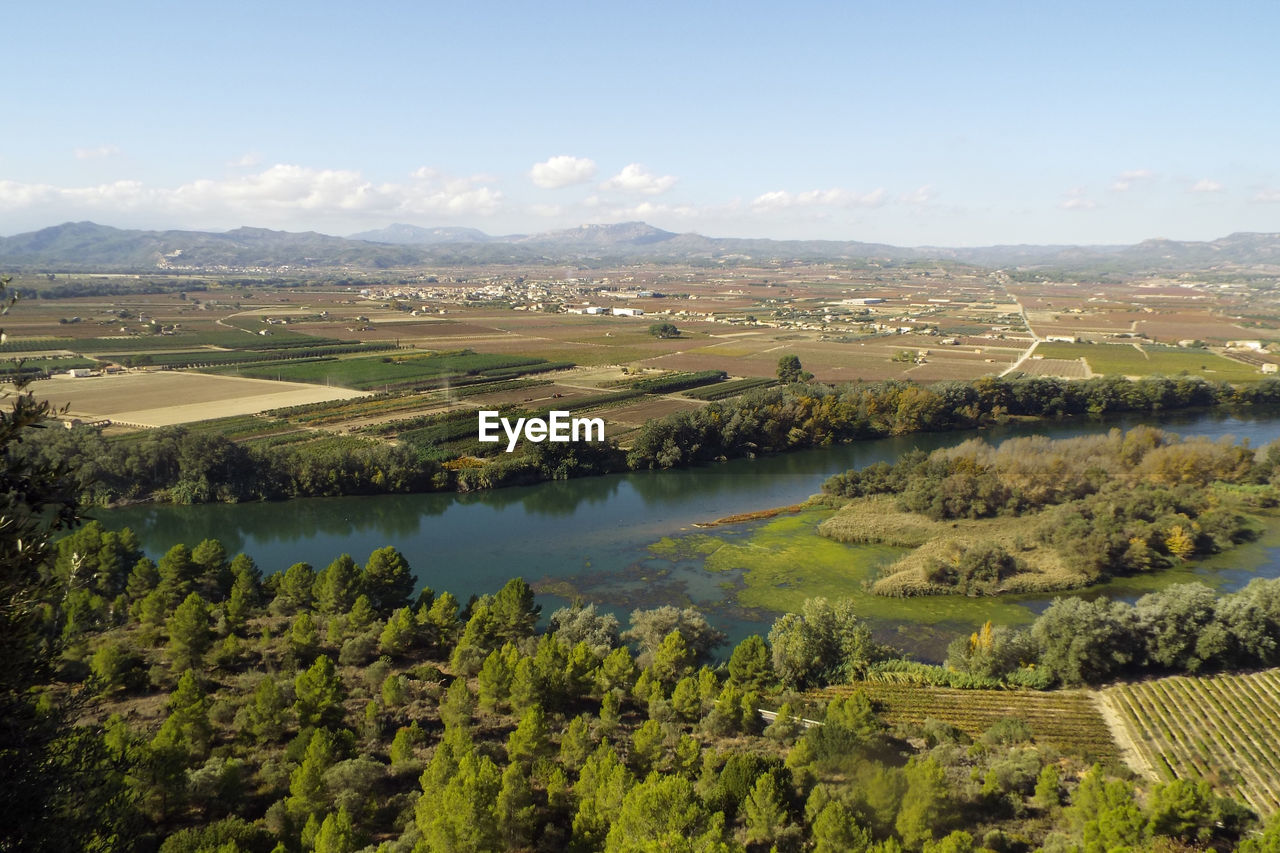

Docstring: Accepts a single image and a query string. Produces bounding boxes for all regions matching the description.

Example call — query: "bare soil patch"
[33,372,366,427]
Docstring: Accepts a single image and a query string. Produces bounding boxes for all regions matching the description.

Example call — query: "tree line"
[21,373,1280,506]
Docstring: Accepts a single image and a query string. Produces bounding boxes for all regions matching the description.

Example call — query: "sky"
[4,0,1279,246]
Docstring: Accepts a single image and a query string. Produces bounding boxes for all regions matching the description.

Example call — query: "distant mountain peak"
[521,221,678,246]
[349,224,493,245]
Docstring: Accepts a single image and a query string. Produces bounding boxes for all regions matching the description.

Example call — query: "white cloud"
[600,163,677,195]
[1190,178,1223,193]
[751,188,886,211]
[1255,188,1280,203]
[900,185,935,205]
[229,152,262,168]
[529,155,597,189]
[1060,188,1097,210]
[0,164,504,226]
[1110,169,1154,192]
[74,145,120,160]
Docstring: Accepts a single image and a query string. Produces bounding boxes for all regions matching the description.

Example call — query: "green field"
[220,350,559,391]
[1035,342,1263,380]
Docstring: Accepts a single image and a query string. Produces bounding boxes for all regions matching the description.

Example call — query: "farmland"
[210,349,567,392]
[1101,668,1280,815]
[1034,341,1265,380]
[814,682,1117,761]
[33,372,366,427]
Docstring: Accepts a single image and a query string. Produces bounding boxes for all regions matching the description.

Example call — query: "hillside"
[3,220,1280,274]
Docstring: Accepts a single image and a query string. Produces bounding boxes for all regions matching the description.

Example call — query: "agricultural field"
[1017,357,1089,378]
[215,350,567,392]
[1035,341,1265,380]
[816,682,1117,761]
[30,372,366,427]
[1100,668,1280,815]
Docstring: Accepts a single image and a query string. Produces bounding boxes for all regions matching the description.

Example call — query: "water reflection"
[95,408,1280,661]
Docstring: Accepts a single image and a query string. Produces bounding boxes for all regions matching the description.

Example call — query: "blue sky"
[4,1,1278,245]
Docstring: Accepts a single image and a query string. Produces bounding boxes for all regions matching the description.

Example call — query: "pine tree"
[811,800,871,853]
[125,556,160,602]
[728,634,775,691]
[496,761,537,848]
[558,714,594,774]
[244,677,288,744]
[490,576,540,643]
[744,772,791,845]
[156,544,197,609]
[604,775,729,853]
[507,705,552,766]
[288,728,340,821]
[477,646,515,712]
[191,538,231,600]
[167,591,213,674]
[415,751,502,852]
[378,606,418,656]
[152,669,213,762]
[314,554,362,615]
[289,612,320,664]
[572,743,635,851]
[294,655,345,729]
[439,677,475,731]
[272,561,315,615]
[313,805,357,853]
[363,546,414,613]
[421,590,461,652]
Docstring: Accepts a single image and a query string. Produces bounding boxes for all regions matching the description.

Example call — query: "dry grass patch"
[818,496,1089,596]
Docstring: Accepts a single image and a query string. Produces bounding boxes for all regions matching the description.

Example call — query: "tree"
[152,669,213,762]
[777,354,813,384]
[811,800,871,853]
[507,705,552,766]
[572,743,635,850]
[768,598,883,689]
[294,655,345,729]
[728,634,775,691]
[604,775,731,853]
[551,602,620,655]
[896,757,954,849]
[190,538,231,599]
[496,762,536,848]
[314,554,362,615]
[288,727,341,821]
[743,772,792,846]
[313,806,357,853]
[363,546,414,613]
[243,677,288,744]
[623,605,726,667]
[1031,597,1139,685]
[649,322,681,339]
[491,577,541,644]
[414,751,502,853]
[167,591,213,673]
[156,544,198,609]
[272,561,315,615]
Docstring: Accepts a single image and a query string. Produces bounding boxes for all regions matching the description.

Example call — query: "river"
[94,407,1280,661]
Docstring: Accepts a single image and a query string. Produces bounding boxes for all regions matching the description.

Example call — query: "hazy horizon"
[5,1,1278,246]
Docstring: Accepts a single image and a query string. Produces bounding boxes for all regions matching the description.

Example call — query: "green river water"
[95,408,1280,660]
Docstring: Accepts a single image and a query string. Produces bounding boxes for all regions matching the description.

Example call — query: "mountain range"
[2,220,1279,275]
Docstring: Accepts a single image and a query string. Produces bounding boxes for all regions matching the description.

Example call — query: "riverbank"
[37,375,1280,509]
